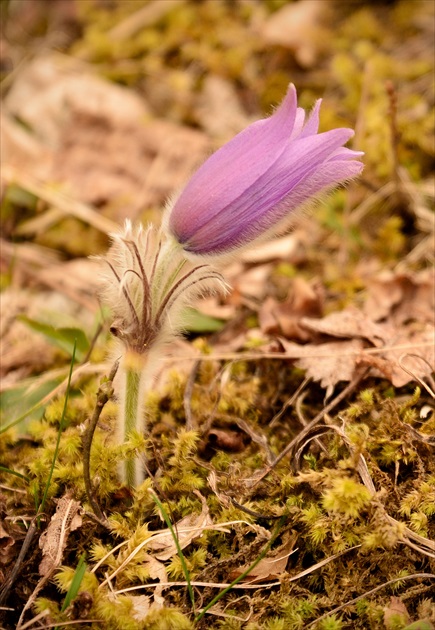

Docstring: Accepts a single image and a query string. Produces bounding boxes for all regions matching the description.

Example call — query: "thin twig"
[251,368,370,486]
[305,573,435,628]
[81,322,104,365]
[109,545,361,597]
[82,361,119,524]
[0,520,38,606]
[230,498,282,520]
[269,377,310,427]
[184,360,200,430]
[398,353,435,398]
[232,417,275,465]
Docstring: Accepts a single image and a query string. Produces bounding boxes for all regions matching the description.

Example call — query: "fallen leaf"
[39,494,82,576]
[301,307,390,347]
[259,0,331,67]
[240,233,306,265]
[4,53,149,147]
[364,269,434,325]
[148,495,213,561]
[131,595,151,622]
[259,278,324,342]
[231,263,273,300]
[2,53,211,223]
[147,556,168,605]
[195,74,251,139]
[362,324,435,388]
[51,114,210,220]
[280,337,365,397]
[0,112,51,181]
[230,533,297,584]
[0,518,15,563]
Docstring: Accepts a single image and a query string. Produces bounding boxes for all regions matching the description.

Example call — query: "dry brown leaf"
[196,75,251,139]
[280,337,365,397]
[137,121,210,215]
[301,307,390,347]
[230,534,297,584]
[231,263,273,301]
[39,494,82,576]
[131,595,152,622]
[2,53,211,222]
[362,324,435,388]
[259,278,324,342]
[148,496,213,561]
[364,269,434,325]
[4,53,149,147]
[259,0,331,67]
[240,233,306,265]
[50,114,210,220]
[147,556,168,605]
[193,296,235,321]
[37,259,101,310]
[0,113,51,182]
[0,518,15,564]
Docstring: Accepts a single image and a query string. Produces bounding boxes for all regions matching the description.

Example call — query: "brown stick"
[0,521,37,608]
[251,367,370,487]
[82,361,119,524]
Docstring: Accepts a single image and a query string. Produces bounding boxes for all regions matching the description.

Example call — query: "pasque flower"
[168,84,363,256]
[100,84,363,487]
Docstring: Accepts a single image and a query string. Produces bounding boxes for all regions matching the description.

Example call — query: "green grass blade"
[60,553,87,612]
[38,341,77,515]
[195,515,287,622]
[0,465,29,482]
[149,489,196,614]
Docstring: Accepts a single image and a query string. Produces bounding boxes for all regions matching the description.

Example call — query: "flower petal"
[168,84,363,256]
[169,85,299,240]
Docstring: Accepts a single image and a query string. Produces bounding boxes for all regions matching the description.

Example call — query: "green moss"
[2,1,434,627]
[318,614,344,630]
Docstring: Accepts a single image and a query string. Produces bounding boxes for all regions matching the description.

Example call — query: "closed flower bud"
[168,84,363,257]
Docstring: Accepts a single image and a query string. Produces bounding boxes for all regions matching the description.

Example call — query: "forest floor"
[0,1,434,629]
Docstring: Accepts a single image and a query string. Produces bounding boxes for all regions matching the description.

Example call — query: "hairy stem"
[120,351,148,487]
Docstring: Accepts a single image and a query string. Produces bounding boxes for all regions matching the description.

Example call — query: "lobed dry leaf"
[257,269,435,394]
[280,337,365,398]
[229,533,297,584]
[300,307,391,347]
[259,278,324,342]
[148,495,213,561]
[364,269,434,326]
[39,494,82,576]
[359,324,435,388]
[258,0,331,67]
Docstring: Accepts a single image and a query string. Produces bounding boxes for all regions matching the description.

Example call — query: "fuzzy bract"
[168,84,363,256]
[101,221,226,355]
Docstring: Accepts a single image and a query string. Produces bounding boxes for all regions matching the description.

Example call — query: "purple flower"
[168,84,363,256]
